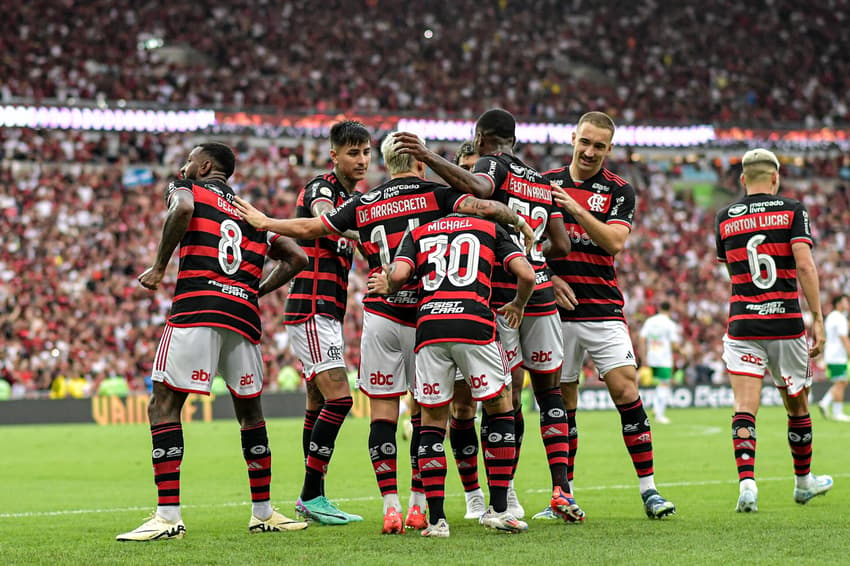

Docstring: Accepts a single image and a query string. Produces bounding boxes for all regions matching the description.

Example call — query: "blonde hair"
[742,162,777,184]
[381,132,423,175]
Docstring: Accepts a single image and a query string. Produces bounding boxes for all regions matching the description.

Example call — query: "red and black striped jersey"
[321,176,470,326]
[166,179,275,344]
[543,166,635,322]
[715,194,813,340]
[395,214,525,351]
[472,153,562,316]
[283,173,357,324]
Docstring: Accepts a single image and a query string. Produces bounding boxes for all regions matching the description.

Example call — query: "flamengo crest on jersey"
[166,179,270,343]
[472,153,561,316]
[543,166,635,322]
[284,173,356,324]
[395,214,525,350]
[715,194,812,340]
[321,176,469,326]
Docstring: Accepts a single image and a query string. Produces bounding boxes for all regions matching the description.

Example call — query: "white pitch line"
[2,473,846,519]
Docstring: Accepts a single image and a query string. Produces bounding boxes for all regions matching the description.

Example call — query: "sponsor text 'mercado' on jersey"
[472,153,561,316]
[167,179,275,343]
[284,172,356,324]
[395,214,526,350]
[543,166,635,322]
[321,177,470,326]
[715,194,813,340]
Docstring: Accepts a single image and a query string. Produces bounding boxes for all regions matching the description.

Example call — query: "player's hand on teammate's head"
[366,265,391,295]
[497,301,524,329]
[138,266,165,291]
[551,275,578,311]
[233,196,269,229]
[390,132,429,159]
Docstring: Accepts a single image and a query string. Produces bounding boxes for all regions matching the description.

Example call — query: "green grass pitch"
[1,406,846,565]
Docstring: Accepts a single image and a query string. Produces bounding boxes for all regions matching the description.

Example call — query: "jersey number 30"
[419,234,481,292]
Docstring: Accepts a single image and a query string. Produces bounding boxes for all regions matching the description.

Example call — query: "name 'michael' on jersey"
[166,179,275,343]
[472,153,561,316]
[284,173,356,324]
[321,177,470,326]
[543,166,635,322]
[715,194,813,340]
[394,214,525,350]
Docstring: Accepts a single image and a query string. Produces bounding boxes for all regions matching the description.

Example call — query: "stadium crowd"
[2,128,848,399]
[3,0,850,125]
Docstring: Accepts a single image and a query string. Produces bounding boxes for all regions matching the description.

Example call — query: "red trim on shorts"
[522,364,563,376]
[473,383,507,403]
[155,325,173,371]
[155,379,211,396]
[417,398,453,408]
[227,385,262,399]
[357,385,407,399]
[728,370,765,379]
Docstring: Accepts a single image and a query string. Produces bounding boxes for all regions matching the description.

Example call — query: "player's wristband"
[516,217,526,230]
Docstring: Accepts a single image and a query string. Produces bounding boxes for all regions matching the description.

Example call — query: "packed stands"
[3,1,849,125]
[2,128,848,397]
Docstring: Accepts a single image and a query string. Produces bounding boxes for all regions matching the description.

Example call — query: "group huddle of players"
[117,110,832,542]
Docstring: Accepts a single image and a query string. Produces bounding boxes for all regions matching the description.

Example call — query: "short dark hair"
[330,120,371,149]
[833,294,849,309]
[659,300,671,312]
[475,108,516,141]
[198,142,236,179]
[455,140,477,165]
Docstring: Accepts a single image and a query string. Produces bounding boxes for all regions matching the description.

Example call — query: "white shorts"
[151,324,264,397]
[560,319,637,383]
[287,315,346,380]
[722,334,812,397]
[415,341,510,407]
[497,312,564,373]
[357,311,416,398]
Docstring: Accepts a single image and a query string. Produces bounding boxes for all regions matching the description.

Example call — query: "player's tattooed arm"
[139,189,194,290]
[458,197,535,253]
[391,132,491,198]
[259,237,308,298]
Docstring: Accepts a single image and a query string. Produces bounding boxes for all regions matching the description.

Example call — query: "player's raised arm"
[392,132,492,198]
[233,195,331,239]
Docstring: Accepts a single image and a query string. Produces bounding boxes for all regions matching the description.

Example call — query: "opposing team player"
[367,213,535,536]
[285,121,370,525]
[117,143,309,541]
[639,301,682,424]
[817,294,850,421]
[393,110,582,523]
[233,132,533,534]
[543,111,676,519]
[715,148,831,512]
